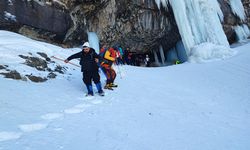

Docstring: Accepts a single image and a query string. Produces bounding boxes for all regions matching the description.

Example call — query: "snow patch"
[0,132,22,142]
[4,11,16,21]
[189,43,235,63]
[18,123,48,132]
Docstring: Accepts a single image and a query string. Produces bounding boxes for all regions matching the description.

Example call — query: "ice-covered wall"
[156,0,229,56]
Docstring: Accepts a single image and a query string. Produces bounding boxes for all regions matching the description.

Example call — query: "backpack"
[99,47,108,63]
[99,47,117,66]
[99,47,107,58]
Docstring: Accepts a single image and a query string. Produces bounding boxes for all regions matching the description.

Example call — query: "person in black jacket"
[64,42,104,96]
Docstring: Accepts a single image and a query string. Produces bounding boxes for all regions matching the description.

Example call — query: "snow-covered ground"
[0,30,250,150]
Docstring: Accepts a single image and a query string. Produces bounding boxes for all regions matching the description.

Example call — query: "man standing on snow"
[64,42,104,96]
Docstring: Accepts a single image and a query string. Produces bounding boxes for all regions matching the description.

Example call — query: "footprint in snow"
[64,103,91,114]
[41,113,64,121]
[18,123,48,132]
[91,100,103,104]
[0,131,22,142]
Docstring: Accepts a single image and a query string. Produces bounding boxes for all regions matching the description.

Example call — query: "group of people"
[120,48,151,67]
[64,42,152,96]
[64,42,118,96]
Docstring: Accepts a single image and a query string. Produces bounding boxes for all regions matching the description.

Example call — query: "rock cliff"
[0,0,249,53]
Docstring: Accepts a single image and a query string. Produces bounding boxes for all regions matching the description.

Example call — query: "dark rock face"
[0,0,180,52]
[1,0,249,53]
[87,0,180,52]
[0,0,72,42]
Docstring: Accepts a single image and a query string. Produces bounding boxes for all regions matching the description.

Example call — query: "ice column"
[234,24,250,41]
[88,32,100,53]
[159,45,165,64]
[153,50,160,65]
[229,0,246,21]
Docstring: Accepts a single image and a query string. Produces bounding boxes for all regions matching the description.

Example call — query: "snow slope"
[0,31,250,150]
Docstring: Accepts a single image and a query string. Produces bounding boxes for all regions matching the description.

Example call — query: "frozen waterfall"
[88,32,100,54]
[155,0,230,58]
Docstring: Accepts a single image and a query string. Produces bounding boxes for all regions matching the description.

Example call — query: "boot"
[95,83,105,96]
[110,83,118,87]
[104,84,113,90]
[86,85,94,96]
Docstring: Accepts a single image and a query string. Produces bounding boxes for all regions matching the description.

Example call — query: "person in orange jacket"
[99,47,117,90]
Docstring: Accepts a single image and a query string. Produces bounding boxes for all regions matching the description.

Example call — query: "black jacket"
[67,48,99,72]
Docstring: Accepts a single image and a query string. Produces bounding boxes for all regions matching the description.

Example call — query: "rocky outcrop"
[0,0,72,43]
[87,0,179,52]
[0,0,179,52]
[0,52,67,82]
[0,0,249,53]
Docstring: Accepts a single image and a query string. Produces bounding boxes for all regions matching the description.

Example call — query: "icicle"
[211,0,224,22]
[154,0,168,10]
[159,45,165,64]
[155,0,161,10]
[229,0,246,21]
[234,24,250,42]
[242,24,250,36]
[166,47,178,63]
[167,0,195,55]
[176,41,188,63]
[153,50,160,65]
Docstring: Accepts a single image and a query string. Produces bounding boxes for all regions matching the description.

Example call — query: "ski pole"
[116,64,122,79]
[51,56,81,67]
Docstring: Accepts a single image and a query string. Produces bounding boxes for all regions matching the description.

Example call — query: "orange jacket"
[104,48,116,62]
